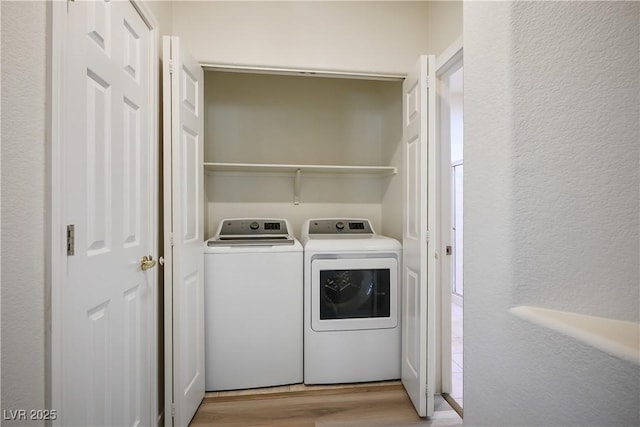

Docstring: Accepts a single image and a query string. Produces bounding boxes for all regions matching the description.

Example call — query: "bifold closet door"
[162,35,205,427]
[401,54,437,418]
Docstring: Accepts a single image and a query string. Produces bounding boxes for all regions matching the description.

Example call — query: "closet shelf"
[203,162,397,175]
[204,162,396,205]
[510,305,640,365]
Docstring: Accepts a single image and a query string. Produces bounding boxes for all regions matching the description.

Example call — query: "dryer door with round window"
[311,257,398,331]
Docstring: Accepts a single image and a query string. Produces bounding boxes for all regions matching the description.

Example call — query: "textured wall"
[464,2,640,425]
[1,2,48,424]
[509,2,639,320]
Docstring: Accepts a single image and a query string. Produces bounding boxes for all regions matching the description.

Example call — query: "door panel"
[405,268,420,377]
[181,272,200,391]
[86,301,111,425]
[182,129,199,242]
[401,55,437,418]
[86,0,110,52]
[123,97,142,247]
[406,135,420,239]
[123,284,142,426]
[163,35,205,427]
[85,71,112,254]
[60,2,155,426]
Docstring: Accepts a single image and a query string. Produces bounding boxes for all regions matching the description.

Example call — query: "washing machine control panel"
[308,219,373,235]
[209,219,296,246]
[218,219,288,235]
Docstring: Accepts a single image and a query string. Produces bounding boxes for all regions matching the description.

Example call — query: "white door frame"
[435,36,463,397]
[50,0,160,422]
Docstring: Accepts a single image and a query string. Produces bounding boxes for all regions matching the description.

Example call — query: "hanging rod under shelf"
[203,162,397,175]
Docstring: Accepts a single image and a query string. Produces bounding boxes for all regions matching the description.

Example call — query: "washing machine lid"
[207,218,296,246]
[301,218,402,252]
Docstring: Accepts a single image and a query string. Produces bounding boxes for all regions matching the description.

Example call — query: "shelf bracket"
[294,168,301,205]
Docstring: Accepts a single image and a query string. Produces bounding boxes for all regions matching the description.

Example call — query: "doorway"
[451,160,463,408]
[448,62,464,409]
[437,45,463,411]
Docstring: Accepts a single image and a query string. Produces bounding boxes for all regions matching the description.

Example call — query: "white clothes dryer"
[204,219,303,391]
[301,218,402,384]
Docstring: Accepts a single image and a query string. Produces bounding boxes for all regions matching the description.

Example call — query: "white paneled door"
[402,55,437,417]
[58,1,156,426]
[162,36,205,427]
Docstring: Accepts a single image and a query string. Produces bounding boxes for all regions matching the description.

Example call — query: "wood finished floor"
[190,383,462,427]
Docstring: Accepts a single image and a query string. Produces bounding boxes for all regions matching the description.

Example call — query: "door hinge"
[66,225,75,256]
[425,230,430,243]
[168,60,174,75]
[171,403,175,417]
[170,234,174,247]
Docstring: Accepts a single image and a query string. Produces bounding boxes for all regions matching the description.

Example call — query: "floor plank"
[191,385,462,427]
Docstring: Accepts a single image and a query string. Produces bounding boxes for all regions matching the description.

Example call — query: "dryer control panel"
[308,219,374,235]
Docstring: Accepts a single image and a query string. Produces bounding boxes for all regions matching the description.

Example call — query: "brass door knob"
[140,255,157,271]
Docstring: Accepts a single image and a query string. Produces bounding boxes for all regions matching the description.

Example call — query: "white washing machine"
[301,218,402,384]
[204,218,303,391]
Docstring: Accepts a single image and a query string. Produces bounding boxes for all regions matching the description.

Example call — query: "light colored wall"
[145,1,173,41]
[203,71,402,240]
[207,199,384,242]
[0,0,172,422]
[379,81,404,241]
[464,2,640,425]
[450,92,463,163]
[427,1,462,58]
[204,72,392,166]
[1,2,48,423]
[171,1,431,75]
